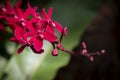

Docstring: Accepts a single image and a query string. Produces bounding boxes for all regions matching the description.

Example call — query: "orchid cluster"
[0,0,104,61]
[0,0,67,55]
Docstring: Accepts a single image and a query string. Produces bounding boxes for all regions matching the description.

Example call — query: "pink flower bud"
[63,27,68,36]
[57,43,63,50]
[52,49,58,56]
[81,49,88,54]
[82,42,87,49]
[89,56,94,62]
[101,49,105,54]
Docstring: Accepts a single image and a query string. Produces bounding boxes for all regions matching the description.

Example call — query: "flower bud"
[81,49,88,54]
[89,56,94,62]
[63,27,68,36]
[82,42,87,49]
[101,49,105,54]
[52,49,58,56]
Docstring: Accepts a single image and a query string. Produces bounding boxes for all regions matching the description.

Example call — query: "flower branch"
[51,30,105,61]
[0,0,105,61]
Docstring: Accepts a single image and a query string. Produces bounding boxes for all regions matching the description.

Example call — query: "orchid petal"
[4,0,14,12]
[14,0,23,17]
[37,20,47,30]
[10,37,17,42]
[29,35,35,43]
[0,16,5,19]
[33,36,43,52]
[46,25,54,32]
[42,8,49,19]
[33,6,38,12]
[48,7,53,18]
[27,1,31,8]
[16,0,23,6]
[31,45,44,54]
[15,27,26,44]
[25,31,35,37]
[17,45,26,54]
[54,22,63,33]
[23,8,36,19]
[25,21,34,31]
[15,27,22,40]
[43,30,57,42]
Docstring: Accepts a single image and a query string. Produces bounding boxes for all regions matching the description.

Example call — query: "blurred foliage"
[0,0,105,80]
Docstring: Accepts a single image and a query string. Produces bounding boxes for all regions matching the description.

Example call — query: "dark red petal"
[23,8,30,19]
[14,7,23,17]
[10,37,17,42]
[46,25,54,32]
[4,0,14,12]
[25,21,34,31]
[27,1,31,8]
[14,0,23,17]
[23,1,36,18]
[33,36,43,52]
[25,31,35,37]
[15,27,22,40]
[33,6,38,12]
[16,0,22,6]
[17,45,26,54]
[54,22,63,33]
[14,27,26,44]
[34,49,44,54]
[23,7,36,19]
[48,7,53,18]
[43,30,57,42]
[36,20,47,30]
[29,35,36,43]
[0,23,6,32]
[41,8,49,19]
[31,46,44,54]
[0,16,5,19]
[6,17,18,24]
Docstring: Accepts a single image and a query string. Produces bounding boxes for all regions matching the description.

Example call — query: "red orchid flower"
[0,0,67,55]
[41,7,63,33]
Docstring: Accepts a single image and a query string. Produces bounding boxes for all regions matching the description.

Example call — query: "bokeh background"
[0,0,120,80]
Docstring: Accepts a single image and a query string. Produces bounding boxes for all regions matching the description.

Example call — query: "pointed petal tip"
[16,0,23,6]
[33,36,43,52]
[10,37,16,42]
[17,45,26,54]
[48,7,53,18]
[54,22,63,33]
[41,7,49,19]
[34,49,44,54]
[31,45,44,54]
